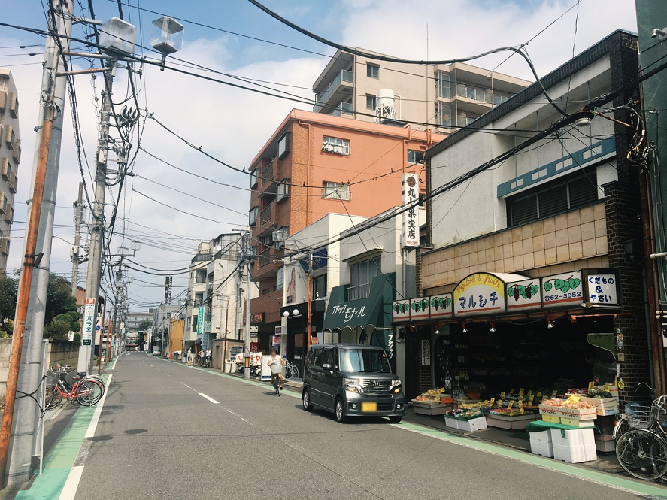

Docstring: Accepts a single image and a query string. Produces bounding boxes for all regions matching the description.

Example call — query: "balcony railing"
[455,83,510,106]
[258,249,270,268]
[314,69,353,112]
[260,204,272,225]
[262,160,274,185]
[330,101,353,117]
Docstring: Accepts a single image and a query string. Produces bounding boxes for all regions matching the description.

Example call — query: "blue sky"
[0,0,638,308]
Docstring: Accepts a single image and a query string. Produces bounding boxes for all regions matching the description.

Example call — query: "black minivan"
[302,344,406,423]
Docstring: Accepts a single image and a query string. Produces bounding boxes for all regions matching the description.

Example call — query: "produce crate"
[542,414,560,424]
[553,443,597,463]
[559,417,596,428]
[529,430,553,458]
[444,416,460,429]
[596,440,616,453]
[457,416,488,433]
[549,428,595,447]
[414,404,452,416]
[487,413,538,430]
[538,404,561,417]
[557,407,597,421]
[597,407,617,417]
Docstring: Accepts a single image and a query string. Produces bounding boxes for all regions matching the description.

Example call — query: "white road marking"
[198,392,220,404]
[85,375,112,439]
[181,382,193,390]
[59,466,84,500]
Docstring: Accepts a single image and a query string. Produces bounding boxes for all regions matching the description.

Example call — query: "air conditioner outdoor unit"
[322,143,334,152]
[272,229,286,242]
[274,241,284,250]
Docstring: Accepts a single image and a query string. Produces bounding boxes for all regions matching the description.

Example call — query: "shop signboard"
[392,299,411,322]
[506,279,542,311]
[250,312,264,325]
[401,173,420,248]
[410,297,430,321]
[429,294,453,319]
[82,298,96,346]
[421,340,430,366]
[542,271,584,308]
[197,307,204,334]
[583,270,619,307]
[453,273,506,317]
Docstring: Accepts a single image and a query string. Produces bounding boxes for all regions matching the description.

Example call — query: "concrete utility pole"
[78,65,115,374]
[245,232,252,380]
[3,0,73,486]
[71,182,83,297]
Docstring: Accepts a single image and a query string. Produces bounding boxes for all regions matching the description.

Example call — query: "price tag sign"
[508,401,514,409]
[588,381,595,392]
[552,390,557,397]
[490,398,495,405]
[500,392,506,400]
[528,395,534,405]
[568,395,581,403]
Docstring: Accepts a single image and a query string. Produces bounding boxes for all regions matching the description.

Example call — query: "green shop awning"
[323,273,395,331]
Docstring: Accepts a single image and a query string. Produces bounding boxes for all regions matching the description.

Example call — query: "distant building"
[125,312,152,332]
[0,69,21,274]
[248,109,445,351]
[312,49,530,132]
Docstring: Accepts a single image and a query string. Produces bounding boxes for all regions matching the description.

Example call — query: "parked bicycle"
[284,360,299,380]
[44,370,104,410]
[616,394,667,480]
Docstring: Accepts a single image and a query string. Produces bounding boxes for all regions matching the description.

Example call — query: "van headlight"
[391,380,402,393]
[343,378,363,393]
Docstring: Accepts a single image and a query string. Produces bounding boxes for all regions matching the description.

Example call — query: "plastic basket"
[625,402,651,430]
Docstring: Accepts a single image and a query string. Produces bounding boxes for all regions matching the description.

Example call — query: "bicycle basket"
[625,402,652,430]
[651,395,667,427]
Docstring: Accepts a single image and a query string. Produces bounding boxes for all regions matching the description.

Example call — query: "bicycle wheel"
[83,377,105,396]
[76,380,104,406]
[616,429,667,480]
[284,366,292,380]
[45,387,63,410]
[292,365,299,380]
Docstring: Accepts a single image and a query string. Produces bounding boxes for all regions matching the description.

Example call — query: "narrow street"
[34,354,662,499]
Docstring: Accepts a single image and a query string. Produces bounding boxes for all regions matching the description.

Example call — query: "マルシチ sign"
[453,273,506,317]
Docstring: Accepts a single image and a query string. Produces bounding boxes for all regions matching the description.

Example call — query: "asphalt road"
[73,353,649,500]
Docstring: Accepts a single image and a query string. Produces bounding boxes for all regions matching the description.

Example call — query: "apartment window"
[278,133,291,159]
[322,181,350,201]
[250,169,258,189]
[259,234,273,248]
[507,168,599,227]
[437,71,451,98]
[192,315,198,332]
[194,292,204,307]
[366,94,376,110]
[312,274,327,300]
[195,269,206,283]
[348,256,380,301]
[322,136,350,156]
[367,63,379,79]
[437,103,452,127]
[408,150,424,164]
[249,206,259,226]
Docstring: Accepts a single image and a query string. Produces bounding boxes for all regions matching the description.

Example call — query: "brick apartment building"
[249,109,444,350]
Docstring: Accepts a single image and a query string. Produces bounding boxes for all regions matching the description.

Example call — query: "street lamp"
[99,17,137,55]
[150,16,184,70]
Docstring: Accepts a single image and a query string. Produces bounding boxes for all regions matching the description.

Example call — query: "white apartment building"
[0,69,20,273]
[312,49,530,132]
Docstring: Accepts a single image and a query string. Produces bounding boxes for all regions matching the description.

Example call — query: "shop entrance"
[434,315,616,397]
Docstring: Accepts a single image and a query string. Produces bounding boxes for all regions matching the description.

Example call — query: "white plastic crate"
[457,416,488,433]
[530,440,554,458]
[549,428,595,447]
[444,416,460,429]
[553,443,597,463]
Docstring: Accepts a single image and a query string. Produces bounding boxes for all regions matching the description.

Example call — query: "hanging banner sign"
[392,299,411,322]
[401,173,420,248]
[429,294,453,319]
[410,297,430,321]
[197,306,204,334]
[453,273,506,317]
[584,270,619,307]
[542,271,584,308]
[82,298,96,346]
[506,279,542,311]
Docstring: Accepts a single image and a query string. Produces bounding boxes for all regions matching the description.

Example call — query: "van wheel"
[389,416,403,424]
[335,398,346,423]
[302,389,313,411]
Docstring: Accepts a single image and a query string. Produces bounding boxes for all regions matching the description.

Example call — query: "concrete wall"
[0,338,11,400]
[46,340,80,371]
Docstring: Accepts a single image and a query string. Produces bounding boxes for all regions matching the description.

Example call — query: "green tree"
[138,319,152,331]
[45,274,77,324]
[44,320,70,340]
[0,275,18,324]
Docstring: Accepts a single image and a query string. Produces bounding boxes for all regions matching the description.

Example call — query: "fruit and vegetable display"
[446,409,483,420]
[413,388,452,404]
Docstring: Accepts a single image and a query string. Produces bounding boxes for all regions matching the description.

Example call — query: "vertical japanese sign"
[402,173,420,248]
[421,339,430,366]
[197,306,204,335]
[82,298,96,346]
